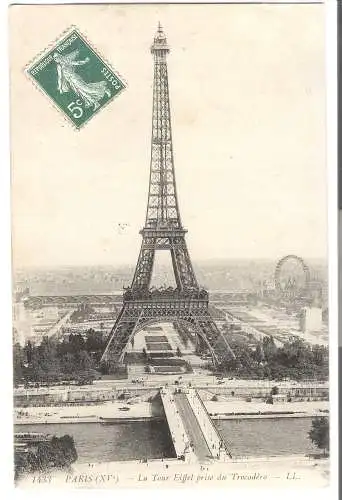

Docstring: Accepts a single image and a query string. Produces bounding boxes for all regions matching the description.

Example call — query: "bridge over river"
[160,386,231,463]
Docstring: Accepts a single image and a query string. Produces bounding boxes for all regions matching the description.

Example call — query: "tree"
[312,345,326,365]
[13,343,24,384]
[60,352,75,374]
[85,329,105,352]
[262,336,277,361]
[79,350,94,370]
[176,347,182,357]
[68,333,85,354]
[25,340,33,364]
[99,360,109,375]
[37,337,61,378]
[309,417,329,455]
[270,386,279,396]
[254,344,264,365]
[14,434,77,479]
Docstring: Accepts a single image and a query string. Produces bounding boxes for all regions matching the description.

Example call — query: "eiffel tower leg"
[192,316,236,367]
[170,239,198,289]
[131,241,156,289]
[101,306,139,371]
[194,334,206,356]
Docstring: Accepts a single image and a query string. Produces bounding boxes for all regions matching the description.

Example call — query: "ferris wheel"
[274,255,310,296]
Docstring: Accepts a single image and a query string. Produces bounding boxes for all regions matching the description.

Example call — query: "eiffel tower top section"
[143,24,184,236]
[150,22,170,56]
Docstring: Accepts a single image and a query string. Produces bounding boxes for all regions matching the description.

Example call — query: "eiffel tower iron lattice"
[101,25,235,369]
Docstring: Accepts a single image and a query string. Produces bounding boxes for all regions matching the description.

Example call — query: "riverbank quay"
[16,454,329,488]
[14,401,159,424]
[14,378,328,407]
[14,399,329,425]
[206,400,329,419]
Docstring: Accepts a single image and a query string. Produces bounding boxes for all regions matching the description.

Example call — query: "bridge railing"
[160,388,192,461]
[186,388,232,459]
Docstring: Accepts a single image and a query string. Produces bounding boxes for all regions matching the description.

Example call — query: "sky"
[10,3,327,268]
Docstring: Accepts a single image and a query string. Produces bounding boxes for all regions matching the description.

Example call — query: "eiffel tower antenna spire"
[101,27,235,370]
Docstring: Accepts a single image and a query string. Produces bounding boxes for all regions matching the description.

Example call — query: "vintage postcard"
[9,1,331,491]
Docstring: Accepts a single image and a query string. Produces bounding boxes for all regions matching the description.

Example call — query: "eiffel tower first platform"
[101,25,235,370]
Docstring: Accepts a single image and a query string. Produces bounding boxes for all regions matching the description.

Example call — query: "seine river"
[15,417,318,463]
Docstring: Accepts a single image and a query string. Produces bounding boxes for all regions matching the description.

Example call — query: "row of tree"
[13,329,328,384]
[14,435,77,479]
[218,336,329,381]
[13,329,107,385]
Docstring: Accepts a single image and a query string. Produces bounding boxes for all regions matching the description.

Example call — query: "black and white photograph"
[8,1,333,490]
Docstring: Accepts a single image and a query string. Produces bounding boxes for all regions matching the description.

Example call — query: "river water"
[15,417,318,463]
[215,417,318,457]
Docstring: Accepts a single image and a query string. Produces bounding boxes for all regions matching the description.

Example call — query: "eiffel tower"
[101,24,235,369]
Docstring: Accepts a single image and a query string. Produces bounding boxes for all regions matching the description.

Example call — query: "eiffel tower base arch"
[101,293,235,372]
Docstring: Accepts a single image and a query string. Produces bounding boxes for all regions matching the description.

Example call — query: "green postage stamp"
[26,28,126,128]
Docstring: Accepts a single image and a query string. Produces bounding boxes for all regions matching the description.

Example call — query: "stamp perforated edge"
[24,24,128,130]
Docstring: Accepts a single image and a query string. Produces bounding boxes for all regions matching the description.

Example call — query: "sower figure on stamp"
[53,50,111,110]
